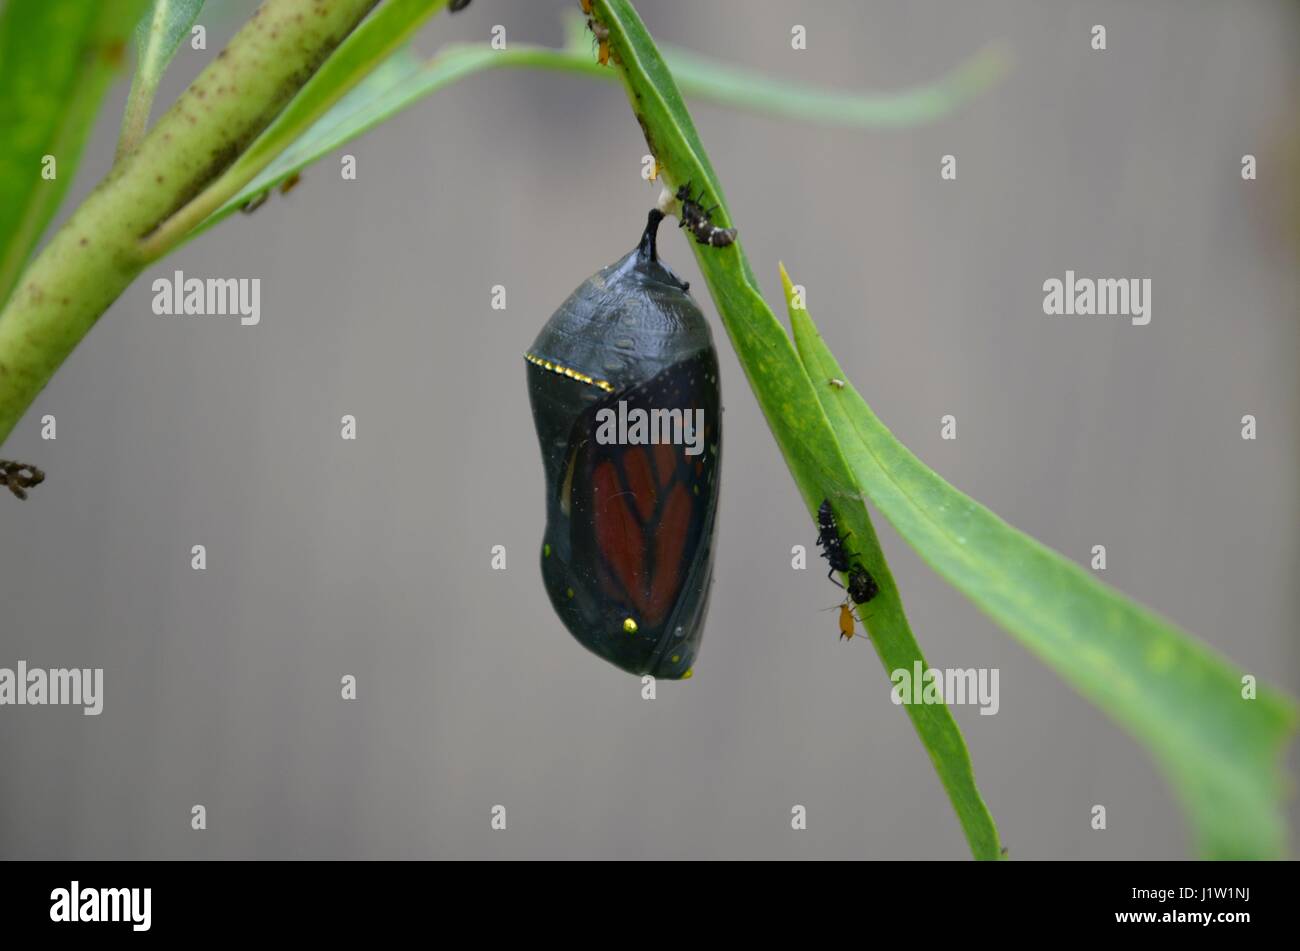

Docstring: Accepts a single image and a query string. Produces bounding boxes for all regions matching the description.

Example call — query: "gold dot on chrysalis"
[671,654,680,663]
[623,617,638,634]
[543,543,551,558]
[682,668,694,680]
[566,587,574,599]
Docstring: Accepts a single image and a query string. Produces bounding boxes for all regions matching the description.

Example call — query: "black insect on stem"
[675,183,737,247]
[815,498,852,583]
[449,0,473,12]
[816,498,878,605]
[1,459,45,500]
[847,565,878,605]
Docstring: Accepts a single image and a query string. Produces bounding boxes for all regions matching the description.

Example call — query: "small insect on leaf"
[675,183,737,248]
[847,565,878,605]
[0,460,46,501]
[828,378,846,389]
[585,14,611,65]
[816,498,879,615]
[449,0,473,12]
[837,601,857,641]
[279,172,302,195]
[815,498,852,583]
[240,191,270,214]
[821,596,866,642]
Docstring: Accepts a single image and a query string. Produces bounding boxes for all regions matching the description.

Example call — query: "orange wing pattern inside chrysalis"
[647,482,691,620]
[593,460,645,602]
[622,448,658,521]
[591,445,698,626]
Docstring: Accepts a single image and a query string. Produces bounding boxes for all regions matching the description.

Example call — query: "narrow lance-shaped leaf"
[590,0,1003,859]
[117,0,207,160]
[785,264,1298,859]
[0,0,148,308]
[140,0,451,255]
[644,39,1007,129]
[198,14,1005,230]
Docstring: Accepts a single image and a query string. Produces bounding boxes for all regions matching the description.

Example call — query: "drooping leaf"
[197,15,1005,231]
[208,0,447,206]
[139,0,451,253]
[785,264,1297,859]
[648,37,1007,129]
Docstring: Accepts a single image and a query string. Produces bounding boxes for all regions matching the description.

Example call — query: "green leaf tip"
[782,262,1298,859]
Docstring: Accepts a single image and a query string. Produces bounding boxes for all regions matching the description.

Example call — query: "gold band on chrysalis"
[524,352,615,393]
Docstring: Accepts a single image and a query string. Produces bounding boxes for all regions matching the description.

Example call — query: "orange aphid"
[837,602,857,641]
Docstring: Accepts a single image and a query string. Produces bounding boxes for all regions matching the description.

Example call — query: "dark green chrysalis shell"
[525,211,721,679]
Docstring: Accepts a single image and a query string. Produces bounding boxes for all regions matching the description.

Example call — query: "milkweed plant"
[0,0,1293,860]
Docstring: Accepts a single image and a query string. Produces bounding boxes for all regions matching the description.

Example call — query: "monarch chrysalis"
[525,209,722,679]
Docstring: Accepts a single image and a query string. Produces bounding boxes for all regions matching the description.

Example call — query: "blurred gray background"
[1,0,1296,859]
